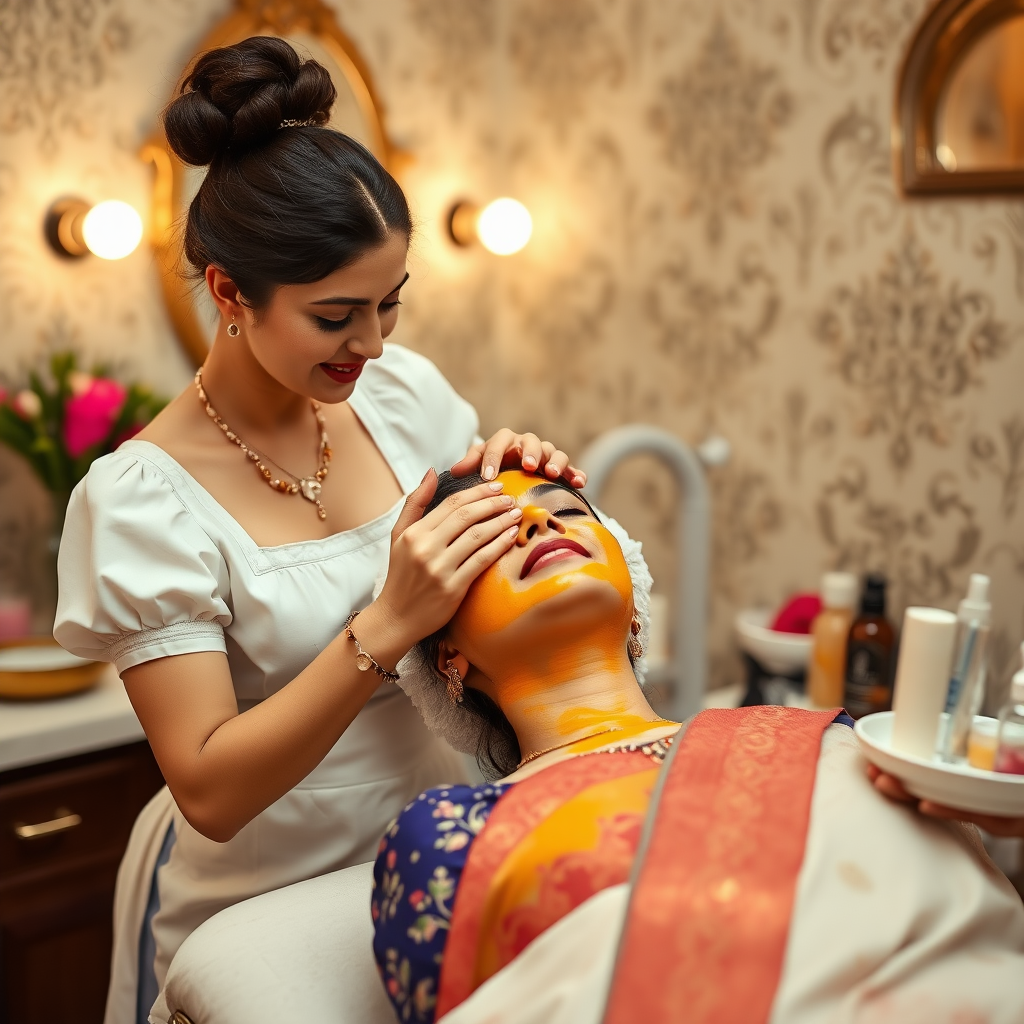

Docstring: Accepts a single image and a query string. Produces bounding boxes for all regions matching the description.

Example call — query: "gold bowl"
[0,636,104,700]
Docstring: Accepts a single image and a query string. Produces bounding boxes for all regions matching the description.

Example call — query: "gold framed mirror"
[895,0,1024,196]
[141,0,399,366]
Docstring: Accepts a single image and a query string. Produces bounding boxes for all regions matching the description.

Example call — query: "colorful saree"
[375,707,1024,1024]
[437,706,837,1021]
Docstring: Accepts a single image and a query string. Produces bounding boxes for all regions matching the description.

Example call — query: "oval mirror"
[141,0,397,366]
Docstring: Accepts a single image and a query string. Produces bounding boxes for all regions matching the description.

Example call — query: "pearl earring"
[227,315,240,338]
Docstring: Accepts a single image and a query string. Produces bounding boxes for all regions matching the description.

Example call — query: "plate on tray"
[0,637,103,700]
[855,711,1024,817]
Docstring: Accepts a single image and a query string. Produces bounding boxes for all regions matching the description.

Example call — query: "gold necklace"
[515,727,622,771]
[194,368,333,520]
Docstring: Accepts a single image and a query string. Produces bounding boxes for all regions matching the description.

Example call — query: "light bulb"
[82,200,143,260]
[476,198,532,255]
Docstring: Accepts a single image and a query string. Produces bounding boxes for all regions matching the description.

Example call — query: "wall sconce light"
[447,197,533,256]
[44,197,143,261]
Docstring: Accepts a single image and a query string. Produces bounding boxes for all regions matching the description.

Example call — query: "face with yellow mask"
[443,469,635,693]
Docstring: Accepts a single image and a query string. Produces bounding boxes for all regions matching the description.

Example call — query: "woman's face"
[447,470,635,681]
[238,231,409,403]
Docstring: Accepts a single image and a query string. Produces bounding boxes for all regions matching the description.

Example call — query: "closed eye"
[553,507,590,519]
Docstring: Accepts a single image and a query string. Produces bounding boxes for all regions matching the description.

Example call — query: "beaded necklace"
[194,368,333,520]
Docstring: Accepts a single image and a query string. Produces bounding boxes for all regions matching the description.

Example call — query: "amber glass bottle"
[843,574,896,719]
[808,572,858,708]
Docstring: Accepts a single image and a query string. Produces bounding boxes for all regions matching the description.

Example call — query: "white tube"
[891,607,958,759]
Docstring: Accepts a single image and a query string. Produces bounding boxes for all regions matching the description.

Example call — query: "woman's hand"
[452,428,586,488]
[867,764,1024,837]
[357,469,523,664]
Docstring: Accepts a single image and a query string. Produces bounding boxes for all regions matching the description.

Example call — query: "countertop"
[0,664,145,773]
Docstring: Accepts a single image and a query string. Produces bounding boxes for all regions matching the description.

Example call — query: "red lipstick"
[520,538,591,580]
[320,361,364,384]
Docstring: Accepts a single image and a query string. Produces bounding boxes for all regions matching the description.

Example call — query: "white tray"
[855,712,1024,816]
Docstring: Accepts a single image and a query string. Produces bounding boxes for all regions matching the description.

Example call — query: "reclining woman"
[373,469,1024,1024]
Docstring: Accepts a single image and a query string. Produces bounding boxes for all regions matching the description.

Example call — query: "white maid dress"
[54,345,478,1024]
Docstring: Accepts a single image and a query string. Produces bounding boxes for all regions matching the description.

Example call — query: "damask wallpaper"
[0,0,1021,704]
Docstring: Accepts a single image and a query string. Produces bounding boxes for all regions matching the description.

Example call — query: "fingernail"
[522,456,537,469]
[509,506,523,519]
[546,462,558,474]
[508,526,519,537]
[500,494,514,506]
[483,465,496,481]
[574,473,586,487]
[488,481,504,492]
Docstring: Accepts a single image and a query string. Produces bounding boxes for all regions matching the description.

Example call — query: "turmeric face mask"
[447,470,634,686]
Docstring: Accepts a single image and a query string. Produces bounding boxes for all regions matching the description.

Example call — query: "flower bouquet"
[0,352,166,518]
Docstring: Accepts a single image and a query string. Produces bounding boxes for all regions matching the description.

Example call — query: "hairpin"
[279,117,320,129]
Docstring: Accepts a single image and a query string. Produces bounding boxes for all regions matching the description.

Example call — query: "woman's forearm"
[123,602,410,842]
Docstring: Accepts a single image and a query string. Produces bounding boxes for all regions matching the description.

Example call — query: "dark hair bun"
[164,36,336,165]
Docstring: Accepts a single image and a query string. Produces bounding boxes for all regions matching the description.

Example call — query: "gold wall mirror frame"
[895,0,1024,196]
[141,0,403,366]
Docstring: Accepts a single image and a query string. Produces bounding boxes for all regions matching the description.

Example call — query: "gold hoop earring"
[445,661,464,705]
[226,315,240,338]
[627,615,644,661]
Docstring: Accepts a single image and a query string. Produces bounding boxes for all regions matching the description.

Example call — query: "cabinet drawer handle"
[14,809,82,840]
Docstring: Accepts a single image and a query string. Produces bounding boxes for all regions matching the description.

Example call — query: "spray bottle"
[940,574,991,761]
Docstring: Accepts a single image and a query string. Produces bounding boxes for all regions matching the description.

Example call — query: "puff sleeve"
[54,451,232,674]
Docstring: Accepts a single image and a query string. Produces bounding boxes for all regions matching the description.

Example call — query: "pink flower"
[62,377,126,457]
[12,389,42,420]
[409,889,426,908]
[386,849,397,870]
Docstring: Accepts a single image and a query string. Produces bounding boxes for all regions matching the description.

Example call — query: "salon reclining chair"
[161,862,392,1024]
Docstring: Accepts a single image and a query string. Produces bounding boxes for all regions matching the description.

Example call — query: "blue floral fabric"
[371,780,513,1023]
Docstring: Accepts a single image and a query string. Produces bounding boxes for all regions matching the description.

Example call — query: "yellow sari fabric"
[436,750,656,1016]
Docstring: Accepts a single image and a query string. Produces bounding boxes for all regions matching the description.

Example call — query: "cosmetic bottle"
[940,574,991,762]
[994,644,1024,776]
[808,572,858,708]
[890,607,957,759]
[843,574,896,720]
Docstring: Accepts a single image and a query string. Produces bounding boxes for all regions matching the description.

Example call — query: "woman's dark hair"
[163,36,410,309]
[417,470,606,779]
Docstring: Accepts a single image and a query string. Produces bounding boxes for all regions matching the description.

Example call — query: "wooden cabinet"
[0,742,163,1024]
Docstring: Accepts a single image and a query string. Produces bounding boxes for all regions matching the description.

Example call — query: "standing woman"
[54,37,586,1024]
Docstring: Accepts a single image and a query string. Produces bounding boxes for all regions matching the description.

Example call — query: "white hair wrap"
[385,510,653,764]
